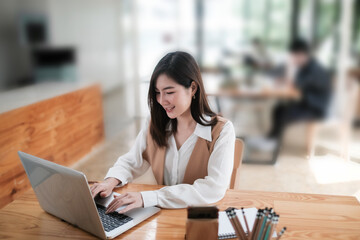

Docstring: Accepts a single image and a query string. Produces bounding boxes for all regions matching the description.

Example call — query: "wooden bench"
[0,84,104,208]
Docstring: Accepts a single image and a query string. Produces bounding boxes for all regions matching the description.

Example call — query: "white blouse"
[105,115,235,208]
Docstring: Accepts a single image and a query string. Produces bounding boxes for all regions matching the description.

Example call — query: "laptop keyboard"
[96,204,133,232]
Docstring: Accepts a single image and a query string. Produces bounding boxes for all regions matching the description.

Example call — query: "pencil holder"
[185,206,219,240]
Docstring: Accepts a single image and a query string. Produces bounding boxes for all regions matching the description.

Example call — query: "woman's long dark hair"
[148,51,218,147]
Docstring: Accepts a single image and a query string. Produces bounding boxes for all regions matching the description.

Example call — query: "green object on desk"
[263,222,272,240]
[257,215,267,240]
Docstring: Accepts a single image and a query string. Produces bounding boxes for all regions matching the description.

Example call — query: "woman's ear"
[191,81,198,96]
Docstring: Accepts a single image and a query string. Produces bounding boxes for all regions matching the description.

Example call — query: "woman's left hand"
[106,192,144,214]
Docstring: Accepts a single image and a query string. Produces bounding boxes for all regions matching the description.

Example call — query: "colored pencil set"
[225,207,286,240]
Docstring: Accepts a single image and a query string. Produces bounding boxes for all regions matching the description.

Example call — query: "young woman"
[90,51,235,214]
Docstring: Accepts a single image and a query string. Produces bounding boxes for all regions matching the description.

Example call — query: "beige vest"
[142,116,227,185]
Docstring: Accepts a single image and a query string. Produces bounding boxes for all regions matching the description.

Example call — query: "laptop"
[18,151,160,239]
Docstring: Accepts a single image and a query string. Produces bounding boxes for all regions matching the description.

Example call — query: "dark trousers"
[268,102,324,139]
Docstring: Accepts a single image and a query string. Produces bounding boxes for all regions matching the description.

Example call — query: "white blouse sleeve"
[140,121,235,208]
[104,117,150,186]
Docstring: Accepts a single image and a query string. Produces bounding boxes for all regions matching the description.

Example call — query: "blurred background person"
[268,38,332,142]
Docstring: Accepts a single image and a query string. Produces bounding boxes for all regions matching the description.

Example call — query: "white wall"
[48,0,124,92]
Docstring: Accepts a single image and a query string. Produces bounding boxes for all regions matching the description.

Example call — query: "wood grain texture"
[0,85,104,208]
[0,183,359,239]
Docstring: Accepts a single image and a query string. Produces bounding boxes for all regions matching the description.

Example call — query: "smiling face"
[155,74,196,119]
[148,51,217,147]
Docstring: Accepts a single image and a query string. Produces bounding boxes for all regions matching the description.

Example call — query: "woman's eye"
[166,92,174,95]
[155,92,160,95]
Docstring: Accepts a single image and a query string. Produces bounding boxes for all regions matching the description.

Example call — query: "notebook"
[218,207,276,239]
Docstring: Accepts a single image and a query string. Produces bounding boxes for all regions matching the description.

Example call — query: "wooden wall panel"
[0,85,105,208]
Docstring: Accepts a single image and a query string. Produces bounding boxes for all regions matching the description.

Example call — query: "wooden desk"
[0,183,359,239]
[0,84,104,208]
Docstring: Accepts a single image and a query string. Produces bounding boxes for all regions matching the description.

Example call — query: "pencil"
[241,207,250,236]
[259,214,272,240]
[276,227,287,240]
[225,209,243,240]
[267,215,279,240]
[256,208,268,240]
[254,209,265,240]
[249,209,261,240]
[265,215,277,240]
[264,214,277,240]
[253,209,263,240]
[232,209,247,240]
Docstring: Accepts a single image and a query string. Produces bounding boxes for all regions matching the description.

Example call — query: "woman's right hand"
[90,178,120,198]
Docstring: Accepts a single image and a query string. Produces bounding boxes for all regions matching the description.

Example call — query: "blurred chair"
[307,76,359,161]
[230,138,244,189]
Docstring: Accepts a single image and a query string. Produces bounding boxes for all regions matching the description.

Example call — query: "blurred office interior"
[0,0,360,199]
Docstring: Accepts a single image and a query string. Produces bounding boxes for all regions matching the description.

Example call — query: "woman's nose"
[158,93,167,105]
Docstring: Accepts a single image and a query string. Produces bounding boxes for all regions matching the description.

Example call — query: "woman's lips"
[165,106,175,113]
